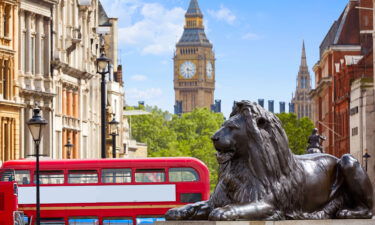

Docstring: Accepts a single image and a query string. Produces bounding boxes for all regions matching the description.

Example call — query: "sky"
[100,0,349,117]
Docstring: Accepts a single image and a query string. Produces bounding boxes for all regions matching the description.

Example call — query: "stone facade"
[291,42,312,120]
[50,0,124,159]
[51,0,103,159]
[310,0,373,157]
[174,0,215,113]
[18,0,57,159]
[0,0,22,162]
[349,78,375,200]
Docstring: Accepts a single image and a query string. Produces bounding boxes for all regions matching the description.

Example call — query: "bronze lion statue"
[166,100,373,220]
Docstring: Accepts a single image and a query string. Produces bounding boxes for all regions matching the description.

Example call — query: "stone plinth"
[157,220,375,225]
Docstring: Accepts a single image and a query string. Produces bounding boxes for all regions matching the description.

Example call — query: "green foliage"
[276,113,314,155]
[130,106,225,191]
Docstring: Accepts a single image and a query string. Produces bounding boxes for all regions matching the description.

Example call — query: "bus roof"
[2,157,209,172]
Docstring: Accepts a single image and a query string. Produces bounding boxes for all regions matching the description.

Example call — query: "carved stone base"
[157,220,375,225]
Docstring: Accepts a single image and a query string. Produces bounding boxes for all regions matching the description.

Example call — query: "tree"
[276,113,314,155]
[130,106,224,191]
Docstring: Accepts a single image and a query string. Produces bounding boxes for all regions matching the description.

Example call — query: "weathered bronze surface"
[166,101,373,221]
[306,128,326,154]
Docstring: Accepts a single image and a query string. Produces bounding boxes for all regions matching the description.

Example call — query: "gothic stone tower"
[174,0,215,113]
[292,41,312,119]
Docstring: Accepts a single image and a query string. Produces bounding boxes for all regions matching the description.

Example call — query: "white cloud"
[130,74,148,81]
[242,32,261,41]
[126,88,163,100]
[208,5,236,25]
[116,2,185,55]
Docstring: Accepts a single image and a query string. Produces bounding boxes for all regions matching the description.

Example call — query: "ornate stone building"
[292,42,312,119]
[0,0,22,162]
[18,0,57,159]
[51,0,124,159]
[174,0,215,113]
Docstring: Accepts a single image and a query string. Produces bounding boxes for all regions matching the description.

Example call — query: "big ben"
[174,0,215,113]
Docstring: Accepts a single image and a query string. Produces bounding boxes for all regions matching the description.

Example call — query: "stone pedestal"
[157,220,375,225]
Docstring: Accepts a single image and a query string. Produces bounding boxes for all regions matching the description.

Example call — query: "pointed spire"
[300,40,307,67]
[186,0,203,17]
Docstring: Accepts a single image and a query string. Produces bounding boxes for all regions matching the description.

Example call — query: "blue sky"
[100,0,348,117]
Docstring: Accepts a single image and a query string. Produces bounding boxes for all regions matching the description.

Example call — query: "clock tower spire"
[174,0,215,113]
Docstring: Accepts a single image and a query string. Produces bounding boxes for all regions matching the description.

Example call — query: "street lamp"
[109,114,119,158]
[363,149,371,172]
[96,53,110,158]
[27,106,48,225]
[64,138,74,159]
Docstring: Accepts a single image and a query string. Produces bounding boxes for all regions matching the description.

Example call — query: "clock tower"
[174,0,215,113]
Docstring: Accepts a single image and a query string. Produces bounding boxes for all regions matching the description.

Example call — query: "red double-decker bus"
[2,157,210,225]
[0,169,25,225]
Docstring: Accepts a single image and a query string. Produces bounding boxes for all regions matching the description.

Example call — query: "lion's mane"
[210,101,305,217]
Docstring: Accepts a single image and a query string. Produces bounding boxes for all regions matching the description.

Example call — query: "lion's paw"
[336,209,373,219]
[165,208,190,220]
[209,206,239,221]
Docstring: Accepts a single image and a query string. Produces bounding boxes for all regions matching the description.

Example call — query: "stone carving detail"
[166,101,373,221]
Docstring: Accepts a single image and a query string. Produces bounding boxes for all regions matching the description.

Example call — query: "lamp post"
[27,106,48,225]
[64,138,74,159]
[109,114,119,158]
[363,149,371,172]
[96,53,110,158]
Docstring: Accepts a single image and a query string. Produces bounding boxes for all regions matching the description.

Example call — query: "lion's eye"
[227,122,239,130]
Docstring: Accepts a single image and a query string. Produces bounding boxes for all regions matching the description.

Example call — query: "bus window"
[69,218,99,225]
[40,218,65,225]
[103,218,133,225]
[15,170,30,185]
[135,169,165,183]
[68,171,98,184]
[180,193,202,203]
[35,171,64,184]
[169,168,199,182]
[136,217,165,225]
[102,169,131,183]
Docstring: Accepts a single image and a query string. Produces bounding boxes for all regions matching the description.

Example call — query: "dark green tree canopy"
[276,113,314,155]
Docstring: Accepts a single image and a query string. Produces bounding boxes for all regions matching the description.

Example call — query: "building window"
[41,37,45,75]
[3,5,10,37]
[21,32,26,72]
[0,59,11,100]
[352,127,358,136]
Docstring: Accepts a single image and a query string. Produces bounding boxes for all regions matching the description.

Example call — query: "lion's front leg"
[165,201,212,220]
[209,202,281,221]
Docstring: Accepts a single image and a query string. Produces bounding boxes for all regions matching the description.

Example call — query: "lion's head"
[211,101,303,208]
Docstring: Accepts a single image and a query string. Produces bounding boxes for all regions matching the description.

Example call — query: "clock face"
[180,61,196,79]
[206,62,213,78]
